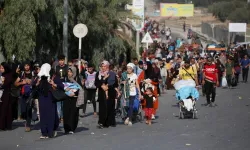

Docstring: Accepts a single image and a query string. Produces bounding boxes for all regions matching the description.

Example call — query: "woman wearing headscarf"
[95,61,120,128]
[0,62,13,130]
[10,63,23,121]
[63,68,82,134]
[144,61,159,120]
[121,63,142,126]
[152,62,161,96]
[36,63,62,139]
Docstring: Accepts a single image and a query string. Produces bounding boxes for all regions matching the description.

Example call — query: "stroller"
[115,89,143,123]
[174,80,199,119]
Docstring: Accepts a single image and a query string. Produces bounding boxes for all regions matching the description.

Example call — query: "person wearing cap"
[95,60,120,128]
[202,57,219,107]
[179,59,199,88]
[121,63,142,126]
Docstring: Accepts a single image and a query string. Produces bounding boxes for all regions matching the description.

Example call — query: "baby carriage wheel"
[192,110,197,119]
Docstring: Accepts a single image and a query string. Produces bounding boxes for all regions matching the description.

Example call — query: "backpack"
[20,71,33,97]
[21,84,31,97]
[85,71,97,89]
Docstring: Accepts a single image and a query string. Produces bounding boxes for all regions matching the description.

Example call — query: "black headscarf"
[1,62,11,75]
[145,61,153,79]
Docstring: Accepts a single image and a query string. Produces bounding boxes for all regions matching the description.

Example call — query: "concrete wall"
[201,22,246,44]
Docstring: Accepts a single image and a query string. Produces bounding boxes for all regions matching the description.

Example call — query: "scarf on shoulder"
[98,70,108,80]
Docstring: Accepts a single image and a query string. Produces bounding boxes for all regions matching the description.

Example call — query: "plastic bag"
[174,79,196,90]
[222,76,227,87]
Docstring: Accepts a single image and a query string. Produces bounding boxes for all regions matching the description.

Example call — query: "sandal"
[98,124,104,129]
[40,136,48,139]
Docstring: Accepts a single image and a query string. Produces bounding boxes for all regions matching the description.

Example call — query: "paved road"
[1,76,250,150]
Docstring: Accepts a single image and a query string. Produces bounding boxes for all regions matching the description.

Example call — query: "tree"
[208,0,250,23]
[0,0,47,61]
[0,0,135,66]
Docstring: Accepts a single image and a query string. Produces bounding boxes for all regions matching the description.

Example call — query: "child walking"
[144,87,156,125]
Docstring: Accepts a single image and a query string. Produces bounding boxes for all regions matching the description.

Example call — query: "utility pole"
[63,0,68,63]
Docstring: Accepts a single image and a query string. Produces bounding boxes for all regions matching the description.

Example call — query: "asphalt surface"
[1,75,250,150]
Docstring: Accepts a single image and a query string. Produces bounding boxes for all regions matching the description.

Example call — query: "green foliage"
[207,0,250,23]
[0,0,134,65]
[0,0,47,61]
[228,7,250,23]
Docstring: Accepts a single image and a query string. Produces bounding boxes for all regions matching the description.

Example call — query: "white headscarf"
[127,63,135,70]
[38,63,51,79]
[102,60,110,66]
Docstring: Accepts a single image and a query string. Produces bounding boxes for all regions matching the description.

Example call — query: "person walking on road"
[225,58,235,88]
[81,64,97,117]
[37,64,61,139]
[95,61,119,129]
[179,59,199,88]
[63,68,81,134]
[20,61,33,132]
[202,57,219,107]
[240,54,250,83]
[55,55,68,122]
[0,63,13,131]
[122,63,142,126]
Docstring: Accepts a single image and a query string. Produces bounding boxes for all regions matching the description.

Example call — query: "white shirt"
[127,73,138,96]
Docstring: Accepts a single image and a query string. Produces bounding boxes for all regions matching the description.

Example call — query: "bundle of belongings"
[174,79,199,111]
[63,82,81,97]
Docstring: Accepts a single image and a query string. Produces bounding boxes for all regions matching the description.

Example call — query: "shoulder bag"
[182,67,195,81]
[51,75,67,102]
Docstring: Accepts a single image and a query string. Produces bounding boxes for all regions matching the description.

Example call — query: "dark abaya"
[95,71,118,127]
[38,76,62,137]
[11,72,21,121]
[63,77,80,133]
[0,71,13,130]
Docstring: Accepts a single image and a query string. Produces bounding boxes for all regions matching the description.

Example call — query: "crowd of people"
[0,27,250,139]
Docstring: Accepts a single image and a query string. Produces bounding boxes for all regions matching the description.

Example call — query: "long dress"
[0,72,13,130]
[95,71,118,127]
[38,76,62,137]
[11,73,20,121]
[63,77,80,133]
[144,62,159,116]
